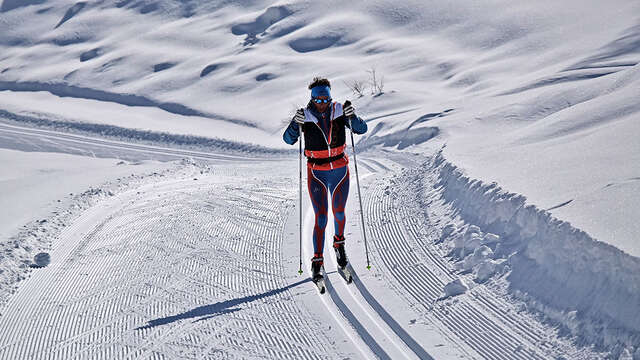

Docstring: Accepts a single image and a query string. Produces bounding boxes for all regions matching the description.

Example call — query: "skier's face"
[312,96,330,113]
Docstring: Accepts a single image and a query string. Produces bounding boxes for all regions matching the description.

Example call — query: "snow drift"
[422,150,640,353]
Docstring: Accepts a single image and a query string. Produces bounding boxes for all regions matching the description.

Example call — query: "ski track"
[368,179,544,359]
[361,152,575,360]
[301,205,386,360]
[0,171,330,359]
[325,250,434,360]
[0,122,276,162]
[0,120,593,360]
[301,157,440,360]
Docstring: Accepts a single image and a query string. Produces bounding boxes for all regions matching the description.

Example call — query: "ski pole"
[345,101,371,270]
[298,126,304,275]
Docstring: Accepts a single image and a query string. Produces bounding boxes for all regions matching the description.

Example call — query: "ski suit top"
[283,100,367,170]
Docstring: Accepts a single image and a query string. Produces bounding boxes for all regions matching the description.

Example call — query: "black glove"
[293,108,305,124]
[343,101,355,117]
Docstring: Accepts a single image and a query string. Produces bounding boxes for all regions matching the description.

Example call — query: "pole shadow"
[135,277,311,330]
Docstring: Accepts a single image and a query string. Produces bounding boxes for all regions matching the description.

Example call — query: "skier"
[283,77,368,284]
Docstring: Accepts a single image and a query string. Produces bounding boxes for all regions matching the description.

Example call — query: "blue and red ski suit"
[283,101,367,262]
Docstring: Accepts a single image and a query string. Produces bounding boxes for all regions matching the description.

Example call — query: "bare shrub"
[367,67,385,95]
[344,79,367,98]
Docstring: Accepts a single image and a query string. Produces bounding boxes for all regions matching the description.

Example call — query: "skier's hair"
[308,77,331,90]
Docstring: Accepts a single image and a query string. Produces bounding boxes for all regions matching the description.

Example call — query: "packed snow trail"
[0,122,602,359]
[354,151,600,359]
[0,166,343,359]
[0,121,280,162]
[302,201,425,360]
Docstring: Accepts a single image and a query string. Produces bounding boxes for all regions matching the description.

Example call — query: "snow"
[407,152,640,351]
[0,147,180,311]
[1,0,640,358]
[440,62,640,257]
[32,252,50,268]
[0,148,170,243]
[0,90,290,151]
[443,279,469,298]
[474,259,499,283]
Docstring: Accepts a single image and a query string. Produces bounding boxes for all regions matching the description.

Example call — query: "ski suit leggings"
[308,165,350,258]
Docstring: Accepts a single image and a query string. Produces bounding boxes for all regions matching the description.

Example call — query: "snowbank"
[424,150,640,353]
[438,62,640,258]
[443,278,468,298]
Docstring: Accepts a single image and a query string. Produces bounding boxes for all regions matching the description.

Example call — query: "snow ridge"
[0,81,256,128]
[0,109,291,156]
[429,150,640,355]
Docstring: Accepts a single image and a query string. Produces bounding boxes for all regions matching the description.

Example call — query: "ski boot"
[333,235,348,268]
[333,235,352,283]
[311,255,325,293]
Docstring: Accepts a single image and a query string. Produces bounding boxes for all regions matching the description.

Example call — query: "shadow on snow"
[135,278,311,330]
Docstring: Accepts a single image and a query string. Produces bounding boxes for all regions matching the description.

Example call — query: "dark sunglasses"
[312,98,331,104]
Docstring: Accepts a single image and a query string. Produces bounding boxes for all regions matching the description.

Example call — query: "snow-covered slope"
[1,0,638,249]
[1,0,636,130]
[2,0,640,357]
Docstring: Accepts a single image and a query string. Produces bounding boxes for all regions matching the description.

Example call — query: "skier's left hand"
[344,102,355,117]
[293,108,305,124]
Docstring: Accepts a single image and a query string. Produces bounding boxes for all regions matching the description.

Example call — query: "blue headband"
[311,85,331,98]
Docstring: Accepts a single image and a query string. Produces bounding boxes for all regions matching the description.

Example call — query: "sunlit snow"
[1,0,639,358]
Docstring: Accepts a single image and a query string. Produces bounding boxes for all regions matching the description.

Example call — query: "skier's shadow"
[135,277,312,330]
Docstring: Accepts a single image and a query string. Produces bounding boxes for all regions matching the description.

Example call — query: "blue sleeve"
[346,115,367,135]
[283,121,300,145]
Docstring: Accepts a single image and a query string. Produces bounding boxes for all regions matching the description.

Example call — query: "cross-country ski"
[314,277,327,294]
[337,264,353,284]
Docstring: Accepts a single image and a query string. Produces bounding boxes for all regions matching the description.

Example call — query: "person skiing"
[282,77,368,284]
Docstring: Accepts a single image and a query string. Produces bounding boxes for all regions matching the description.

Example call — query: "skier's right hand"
[293,108,305,124]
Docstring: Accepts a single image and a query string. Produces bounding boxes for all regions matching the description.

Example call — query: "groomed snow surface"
[1,0,640,359]
[0,150,605,360]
